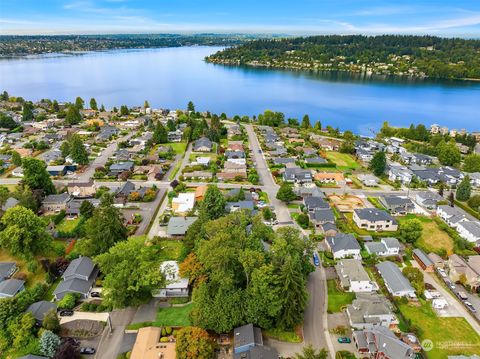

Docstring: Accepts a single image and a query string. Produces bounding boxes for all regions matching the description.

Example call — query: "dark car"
[338,337,351,344]
[258,149,262,153]
[80,347,96,355]
[90,291,101,298]
[59,310,74,317]
[465,302,477,313]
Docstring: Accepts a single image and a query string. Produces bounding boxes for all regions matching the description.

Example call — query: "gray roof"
[17,355,49,359]
[226,200,254,211]
[382,237,400,249]
[365,241,388,255]
[326,233,360,253]
[376,261,414,294]
[283,167,312,181]
[309,208,335,223]
[336,259,371,283]
[305,156,327,164]
[381,196,414,210]
[63,256,95,280]
[43,192,71,204]
[416,191,443,202]
[0,262,16,279]
[167,217,198,236]
[304,196,329,210]
[354,208,396,223]
[353,327,414,359]
[234,324,263,349]
[110,161,134,172]
[272,157,295,165]
[413,249,434,267]
[1,197,19,211]
[458,221,480,237]
[53,277,94,299]
[27,300,57,321]
[0,278,24,296]
[347,293,394,326]
[194,137,212,150]
[234,346,278,359]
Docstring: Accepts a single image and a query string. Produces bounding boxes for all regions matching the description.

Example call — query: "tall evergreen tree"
[153,122,168,144]
[456,176,472,201]
[369,151,387,176]
[301,114,311,129]
[74,96,84,109]
[89,98,98,111]
[64,105,82,125]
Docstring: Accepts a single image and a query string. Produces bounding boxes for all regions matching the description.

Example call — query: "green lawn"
[155,303,192,327]
[397,300,480,359]
[327,279,355,313]
[157,240,185,261]
[367,196,385,209]
[168,142,188,154]
[397,215,454,255]
[168,161,182,180]
[56,218,81,232]
[325,151,359,170]
[264,327,302,343]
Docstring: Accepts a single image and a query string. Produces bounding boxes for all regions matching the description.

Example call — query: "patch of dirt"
[329,194,365,212]
[60,319,105,338]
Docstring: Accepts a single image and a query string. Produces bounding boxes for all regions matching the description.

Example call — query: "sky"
[1,0,480,37]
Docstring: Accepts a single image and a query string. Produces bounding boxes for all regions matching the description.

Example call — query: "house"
[314,172,345,185]
[194,185,207,201]
[46,165,68,177]
[27,301,57,325]
[353,327,415,359]
[428,252,445,269]
[413,249,434,272]
[357,174,379,187]
[448,254,480,292]
[326,233,361,259]
[437,205,472,228]
[96,126,118,141]
[67,181,96,198]
[379,196,415,215]
[233,324,278,359]
[456,221,480,244]
[309,208,335,232]
[53,256,97,300]
[1,197,19,212]
[353,208,398,232]
[109,161,134,175]
[304,196,329,212]
[0,262,17,281]
[130,327,176,359]
[388,164,413,184]
[66,198,100,218]
[283,168,313,184]
[193,137,213,152]
[194,156,211,166]
[376,261,416,298]
[226,200,255,213]
[365,237,401,257]
[166,216,197,237]
[272,157,296,166]
[42,193,72,213]
[415,191,444,209]
[305,156,328,165]
[310,136,341,151]
[172,192,195,215]
[0,278,25,298]
[335,259,378,292]
[167,129,183,142]
[347,292,398,330]
[294,186,325,199]
[115,181,136,201]
[183,171,213,180]
[153,261,189,298]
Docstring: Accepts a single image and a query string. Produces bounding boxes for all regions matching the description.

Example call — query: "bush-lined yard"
[325,151,359,170]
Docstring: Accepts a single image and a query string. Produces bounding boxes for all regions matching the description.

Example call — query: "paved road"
[94,307,137,359]
[246,124,335,358]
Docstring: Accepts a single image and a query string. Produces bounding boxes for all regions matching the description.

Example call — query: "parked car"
[465,302,477,313]
[80,347,96,355]
[90,292,101,298]
[258,150,262,153]
[449,283,456,290]
[457,291,468,301]
[438,268,447,278]
[59,310,74,317]
[313,252,320,266]
[338,337,351,344]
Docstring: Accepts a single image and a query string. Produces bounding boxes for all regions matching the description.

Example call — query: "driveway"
[60,312,110,325]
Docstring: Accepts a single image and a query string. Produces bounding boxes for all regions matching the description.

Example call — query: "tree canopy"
[369,151,386,177]
[175,326,214,359]
[21,157,55,194]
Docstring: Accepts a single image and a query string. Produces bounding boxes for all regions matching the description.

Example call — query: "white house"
[326,233,361,259]
[335,259,378,293]
[172,192,195,215]
[365,237,400,257]
[153,261,189,298]
[437,205,471,228]
[376,261,416,298]
[456,221,480,243]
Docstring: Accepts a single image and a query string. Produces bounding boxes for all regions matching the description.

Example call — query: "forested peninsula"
[205,35,480,80]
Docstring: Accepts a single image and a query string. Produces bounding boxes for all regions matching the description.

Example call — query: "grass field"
[327,279,356,313]
[397,215,454,255]
[264,327,302,343]
[155,303,192,326]
[56,218,81,232]
[325,151,359,170]
[167,142,187,154]
[157,240,185,261]
[0,251,45,287]
[397,300,480,359]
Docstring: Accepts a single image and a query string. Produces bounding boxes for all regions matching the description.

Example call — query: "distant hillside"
[205,35,480,80]
[0,33,265,56]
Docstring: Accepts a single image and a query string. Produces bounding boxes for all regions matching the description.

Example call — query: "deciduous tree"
[398,219,423,244]
[22,157,55,194]
[369,151,386,176]
[175,326,214,359]
[456,176,472,201]
[276,182,297,203]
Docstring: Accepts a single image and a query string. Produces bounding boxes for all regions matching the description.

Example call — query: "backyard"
[397,300,480,359]
[325,151,359,171]
[127,303,193,330]
[168,142,188,154]
[327,279,356,313]
[56,217,81,233]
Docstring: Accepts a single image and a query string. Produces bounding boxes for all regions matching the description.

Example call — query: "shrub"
[165,326,173,335]
[57,293,79,309]
[27,260,38,273]
[160,337,169,343]
[161,327,167,337]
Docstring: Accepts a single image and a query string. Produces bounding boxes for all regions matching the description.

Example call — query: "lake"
[1,46,479,134]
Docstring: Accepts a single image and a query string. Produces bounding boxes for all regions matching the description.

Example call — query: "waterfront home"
[335,259,378,292]
[376,261,416,298]
[353,208,398,232]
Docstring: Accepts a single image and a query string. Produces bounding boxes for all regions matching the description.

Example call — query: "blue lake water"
[1,46,479,134]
